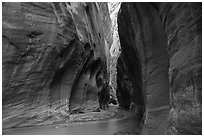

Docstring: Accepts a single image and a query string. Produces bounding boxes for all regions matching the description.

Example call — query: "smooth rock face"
[159,3,202,135]
[116,55,131,109]
[2,2,112,128]
[117,3,170,134]
[2,2,202,135]
[117,2,201,135]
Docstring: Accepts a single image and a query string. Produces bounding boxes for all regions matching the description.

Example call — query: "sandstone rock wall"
[159,3,202,134]
[2,2,112,128]
[108,2,121,98]
[116,55,132,109]
[118,3,170,134]
[117,2,201,135]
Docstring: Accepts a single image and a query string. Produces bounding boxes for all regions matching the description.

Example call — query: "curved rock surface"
[118,3,170,134]
[2,2,202,135]
[2,2,112,129]
[117,2,201,135]
[160,3,202,135]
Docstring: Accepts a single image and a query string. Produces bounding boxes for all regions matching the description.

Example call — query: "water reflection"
[3,112,142,135]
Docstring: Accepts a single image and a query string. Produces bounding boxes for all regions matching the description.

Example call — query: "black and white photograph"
[2,1,202,135]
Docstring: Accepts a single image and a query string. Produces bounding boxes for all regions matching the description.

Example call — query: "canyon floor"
[3,105,142,135]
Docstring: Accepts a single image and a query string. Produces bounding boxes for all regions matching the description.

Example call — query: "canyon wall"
[117,3,170,134]
[160,3,202,134]
[117,2,201,135]
[2,2,201,134]
[2,2,112,128]
[108,2,121,99]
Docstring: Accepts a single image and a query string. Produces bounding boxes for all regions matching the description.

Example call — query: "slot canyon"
[2,2,202,135]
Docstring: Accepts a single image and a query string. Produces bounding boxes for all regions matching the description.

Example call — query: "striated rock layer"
[2,2,112,128]
[117,2,201,135]
[160,3,202,135]
[117,3,170,134]
[108,2,121,98]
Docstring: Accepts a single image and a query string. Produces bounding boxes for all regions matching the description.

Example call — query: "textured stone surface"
[159,3,202,135]
[116,55,131,109]
[2,2,112,129]
[108,2,121,57]
[118,3,170,134]
[117,2,201,135]
[108,2,121,99]
[2,2,202,135]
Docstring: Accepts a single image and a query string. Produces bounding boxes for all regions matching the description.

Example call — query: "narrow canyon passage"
[2,2,202,135]
[3,106,142,135]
